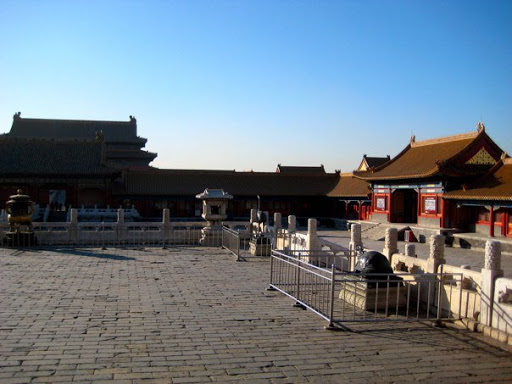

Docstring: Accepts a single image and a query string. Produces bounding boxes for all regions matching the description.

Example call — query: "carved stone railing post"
[349,223,362,252]
[481,240,504,327]
[307,218,319,265]
[288,215,296,232]
[273,212,282,248]
[273,212,282,230]
[162,208,170,245]
[405,243,416,258]
[382,227,398,263]
[116,208,125,245]
[307,218,318,250]
[69,208,78,244]
[348,223,362,271]
[426,234,446,273]
[288,215,296,251]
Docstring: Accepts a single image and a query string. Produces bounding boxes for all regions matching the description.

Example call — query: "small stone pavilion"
[196,188,233,245]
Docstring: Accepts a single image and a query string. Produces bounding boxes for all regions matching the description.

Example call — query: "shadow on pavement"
[48,247,137,261]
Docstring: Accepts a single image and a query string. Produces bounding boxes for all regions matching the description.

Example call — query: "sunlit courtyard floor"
[1,246,511,383]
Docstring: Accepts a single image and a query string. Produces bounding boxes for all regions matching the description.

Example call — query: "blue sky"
[0,0,510,172]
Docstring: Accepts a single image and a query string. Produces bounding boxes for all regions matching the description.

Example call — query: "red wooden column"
[388,191,393,223]
[417,190,421,225]
[502,210,507,236]
[508,210,512,237]
[441,198,446,228]
[489,205,495,237]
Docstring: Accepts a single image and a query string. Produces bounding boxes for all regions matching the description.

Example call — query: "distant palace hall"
[0,113,511,238]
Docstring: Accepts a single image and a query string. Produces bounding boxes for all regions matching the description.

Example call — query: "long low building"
[111,168,370,220]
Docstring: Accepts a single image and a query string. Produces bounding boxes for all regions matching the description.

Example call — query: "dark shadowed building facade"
[0,114,369,221]
[0,137,118,220]
[0,113,154,218]
[111,169,369,220]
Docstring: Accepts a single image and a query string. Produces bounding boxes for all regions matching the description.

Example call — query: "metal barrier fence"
[222,226,245,260]
[283,250,357,272]
[269,250,463,329]
[334,266,463,324]
[269,251,337,327]
[222,226,274,261]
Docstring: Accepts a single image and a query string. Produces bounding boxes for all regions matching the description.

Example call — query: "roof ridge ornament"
[477,122,485,133]
[410,135,416,145]
[13,111,21,120]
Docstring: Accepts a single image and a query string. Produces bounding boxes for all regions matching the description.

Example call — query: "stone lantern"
[4,189,36,246]
[195,188,233,246]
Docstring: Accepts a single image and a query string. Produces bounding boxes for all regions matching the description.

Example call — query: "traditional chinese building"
[356,155,390,172]
[0,135,119,220]
[444,156,512,237]
[354,123,506,232]
[276,164,326,174]
[326,173,372,220]
[4,112,156,169]
[0,112,155,219]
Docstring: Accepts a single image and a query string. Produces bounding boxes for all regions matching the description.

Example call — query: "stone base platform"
[339,277,407,311]
[250,242,271,256]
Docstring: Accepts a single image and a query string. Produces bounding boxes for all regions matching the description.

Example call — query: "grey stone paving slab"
[0,246,511,383]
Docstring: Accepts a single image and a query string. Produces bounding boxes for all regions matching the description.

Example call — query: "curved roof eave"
[443,195,512,201]
[355,166,440,181]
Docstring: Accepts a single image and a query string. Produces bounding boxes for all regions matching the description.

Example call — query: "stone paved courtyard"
[1,246,512,383]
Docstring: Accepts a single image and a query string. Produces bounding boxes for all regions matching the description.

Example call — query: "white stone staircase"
[351,221,411,241]
[360,222,385,241]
